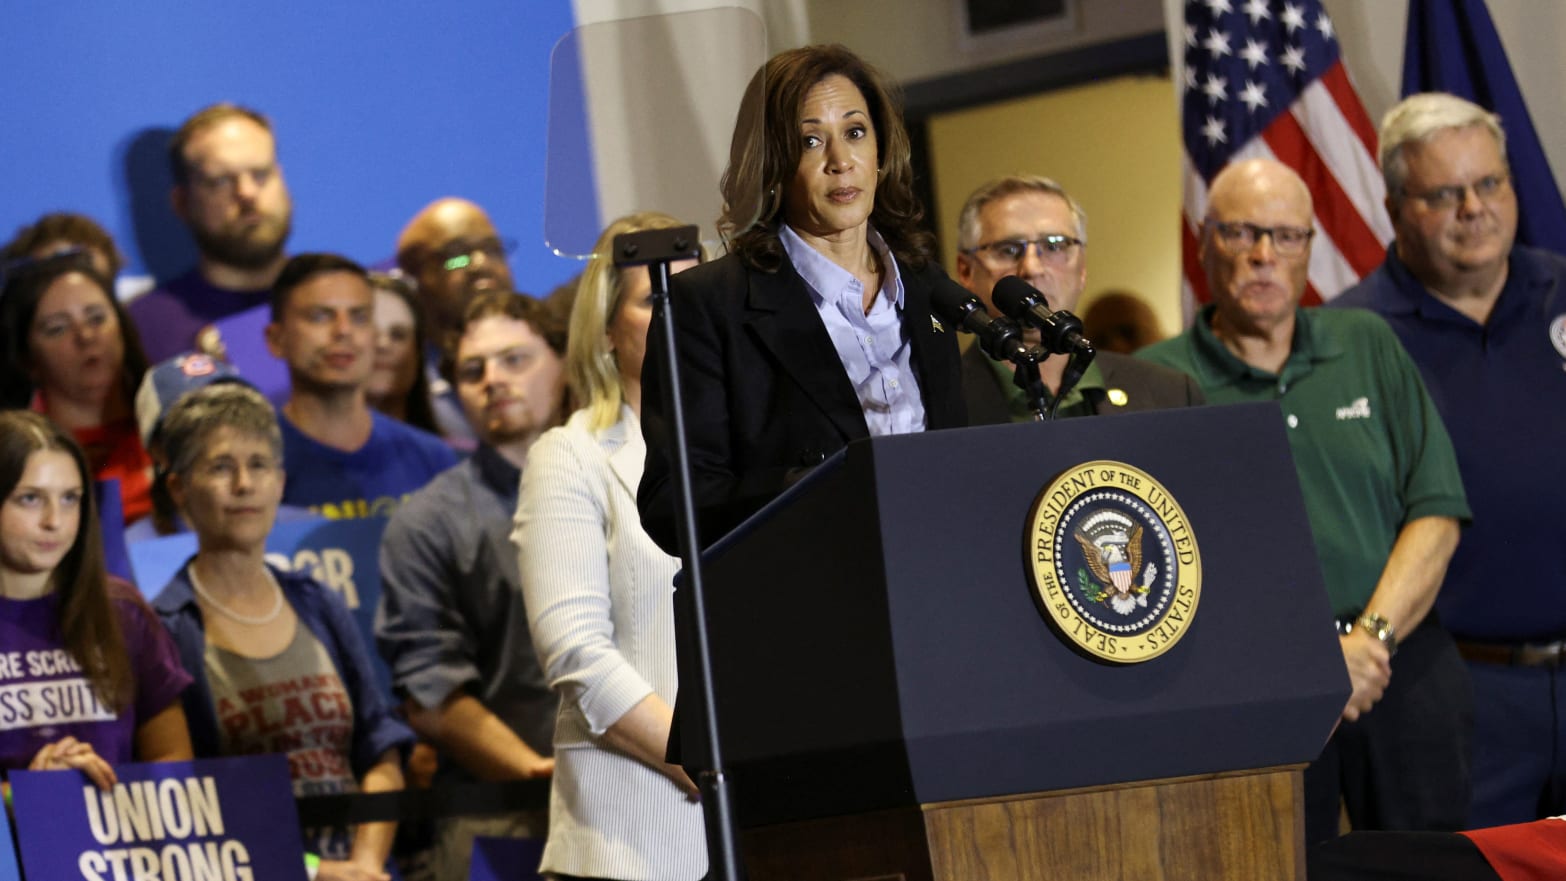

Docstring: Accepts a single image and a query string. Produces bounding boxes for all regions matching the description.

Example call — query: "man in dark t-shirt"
[129,102,293,362]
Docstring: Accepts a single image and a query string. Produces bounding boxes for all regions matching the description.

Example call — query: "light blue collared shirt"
[779,224,926,436]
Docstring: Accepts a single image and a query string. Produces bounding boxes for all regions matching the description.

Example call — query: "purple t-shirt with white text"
[0,582,190,772]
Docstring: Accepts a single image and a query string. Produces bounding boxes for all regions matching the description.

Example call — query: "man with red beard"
[1336,93,1566,830]
[130,104,294,362]
[376,290,567,881]
[395,198,519,442]
[1140,158,1471,846]
[264,254,455,519]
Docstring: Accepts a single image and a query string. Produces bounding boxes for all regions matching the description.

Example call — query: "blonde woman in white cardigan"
[512,212,706,881]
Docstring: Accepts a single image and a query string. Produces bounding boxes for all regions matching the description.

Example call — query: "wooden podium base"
[741,765,1305,881]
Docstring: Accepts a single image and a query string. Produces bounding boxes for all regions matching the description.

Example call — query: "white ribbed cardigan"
[512,407,706,880]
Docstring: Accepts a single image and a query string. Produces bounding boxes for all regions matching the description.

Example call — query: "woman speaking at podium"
[637,43,966,553]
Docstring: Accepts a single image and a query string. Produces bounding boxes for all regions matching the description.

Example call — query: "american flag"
[1173,0,1392,310]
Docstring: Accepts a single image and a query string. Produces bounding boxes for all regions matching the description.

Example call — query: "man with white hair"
[1336,92,1566,828]
[1141,158,1472,845]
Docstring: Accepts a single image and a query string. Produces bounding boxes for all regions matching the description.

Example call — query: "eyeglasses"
[454,344,541,385]
[1207,221,1314,257]
[437,237,515,273]
[965,235,1083,268]
[1,246,95,288]
[1403,171,1511,211]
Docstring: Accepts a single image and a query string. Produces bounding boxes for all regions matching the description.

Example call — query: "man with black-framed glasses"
[952,174,1201,423]
[1336,92,1566,831]
[1141,157,1472,847]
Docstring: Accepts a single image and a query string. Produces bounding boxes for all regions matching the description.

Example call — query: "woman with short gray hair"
[152,383,413,881]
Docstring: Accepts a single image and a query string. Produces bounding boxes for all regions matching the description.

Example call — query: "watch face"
[1359,615,1395,650]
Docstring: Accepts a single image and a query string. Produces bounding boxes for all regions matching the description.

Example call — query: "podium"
[682,402,1350,880]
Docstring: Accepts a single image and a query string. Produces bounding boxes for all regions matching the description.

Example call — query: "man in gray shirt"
[375,289,570,880]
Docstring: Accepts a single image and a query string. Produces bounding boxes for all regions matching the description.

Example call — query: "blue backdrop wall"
[0,1,588,298]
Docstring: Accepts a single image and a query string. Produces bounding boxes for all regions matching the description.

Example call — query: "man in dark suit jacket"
[953,175,1202,423]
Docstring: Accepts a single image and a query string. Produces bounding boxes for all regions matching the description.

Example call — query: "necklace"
[188,561,285,626]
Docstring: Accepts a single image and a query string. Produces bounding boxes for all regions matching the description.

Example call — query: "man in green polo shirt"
[953,174,1203,421]
[1140,158,1471,847]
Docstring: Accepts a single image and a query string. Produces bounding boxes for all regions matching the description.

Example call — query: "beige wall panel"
[928,74,1185,338]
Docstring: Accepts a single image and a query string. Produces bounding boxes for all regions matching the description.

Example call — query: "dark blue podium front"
[685,402,1349,828]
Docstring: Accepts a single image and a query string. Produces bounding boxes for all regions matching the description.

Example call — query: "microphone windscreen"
[992,276,1043,319]
[928,278,984,327]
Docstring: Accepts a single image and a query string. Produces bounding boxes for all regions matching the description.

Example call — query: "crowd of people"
[0,38,1562,881]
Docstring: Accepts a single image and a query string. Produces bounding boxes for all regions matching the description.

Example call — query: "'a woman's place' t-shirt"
[0,583,190,771]
[204,621,357,859]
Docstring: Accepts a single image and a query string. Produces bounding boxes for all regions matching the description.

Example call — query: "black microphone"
[992,277,1093,356]
[929,279,1034,364]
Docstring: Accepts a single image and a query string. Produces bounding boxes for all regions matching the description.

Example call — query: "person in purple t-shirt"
[128,102,294,363]
[0,411,192,791]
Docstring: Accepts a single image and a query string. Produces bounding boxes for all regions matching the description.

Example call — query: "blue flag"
[1403,0,1566,255]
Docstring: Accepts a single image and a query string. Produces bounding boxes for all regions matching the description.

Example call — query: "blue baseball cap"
[135,352,252,446]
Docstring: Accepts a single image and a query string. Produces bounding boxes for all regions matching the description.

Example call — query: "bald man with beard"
[396,197,520,442]
[1140,158,1473,846]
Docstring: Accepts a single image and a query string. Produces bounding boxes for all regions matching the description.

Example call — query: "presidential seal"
[1026,460,1201,663]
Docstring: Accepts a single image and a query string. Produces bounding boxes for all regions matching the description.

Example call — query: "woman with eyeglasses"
[513,212,707,881]
[0,410,192,789]
[636,44,966,552]
[0,251,155,526]
[150,384,412,881]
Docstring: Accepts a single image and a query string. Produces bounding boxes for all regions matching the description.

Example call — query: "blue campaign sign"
[0,803,20,881]
[129,515,395,695]
[9,754,307,881]
[469,835,545,881]
[209,303,290,408]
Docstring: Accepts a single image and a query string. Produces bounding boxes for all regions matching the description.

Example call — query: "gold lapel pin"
[931,315,946,333]
[1107,388,1129,407]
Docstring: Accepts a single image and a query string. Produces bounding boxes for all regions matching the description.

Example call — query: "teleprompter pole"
[614,226,741,881]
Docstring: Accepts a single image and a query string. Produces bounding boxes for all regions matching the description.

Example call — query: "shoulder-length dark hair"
[0,250,150,411]
[0,410,131,710]
[367,272,441,435]
[719,44,934,273]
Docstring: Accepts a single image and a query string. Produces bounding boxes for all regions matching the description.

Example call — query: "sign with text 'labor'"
[129,516,393,696]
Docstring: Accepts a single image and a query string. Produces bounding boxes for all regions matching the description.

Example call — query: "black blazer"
[638,248,966,552]
[961,344,1205,425]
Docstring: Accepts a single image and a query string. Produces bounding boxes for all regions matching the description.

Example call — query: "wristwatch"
[1357,612,1398,656]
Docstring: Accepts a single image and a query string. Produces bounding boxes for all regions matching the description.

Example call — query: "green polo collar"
[985,351,1107,420]
[1186,304,1345,389]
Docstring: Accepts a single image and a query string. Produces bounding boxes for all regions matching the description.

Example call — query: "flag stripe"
[1294,76,1395,242]
[1260,111,1387,281]
[1319,63,1381,158]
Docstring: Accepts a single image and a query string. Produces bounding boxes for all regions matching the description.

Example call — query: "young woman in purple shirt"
[0,410,192,790]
